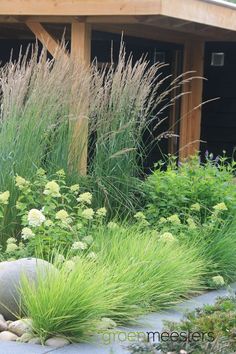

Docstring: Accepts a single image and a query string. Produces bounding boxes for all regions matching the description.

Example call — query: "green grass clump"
[20,258,120,343]
[93,225,206,323]
[20,225,206,342]
[195,218,236,285]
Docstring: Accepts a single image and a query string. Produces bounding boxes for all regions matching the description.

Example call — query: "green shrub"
[1,169,107,260]
[157,294,236,354]
[144,155,236,224]
[21,257,120,343]
[93,224,205,323]
[128,294,236,354]
[135,204,236,287]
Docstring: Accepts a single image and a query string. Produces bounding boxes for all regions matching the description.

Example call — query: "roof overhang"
[0,0,236,41]
[0,0,235,30]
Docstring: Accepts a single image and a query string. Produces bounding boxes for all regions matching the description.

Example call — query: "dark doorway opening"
[201,42,236,160]
[92,31,183,170]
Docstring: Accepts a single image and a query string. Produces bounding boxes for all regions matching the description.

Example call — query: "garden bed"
[0,46,236,353]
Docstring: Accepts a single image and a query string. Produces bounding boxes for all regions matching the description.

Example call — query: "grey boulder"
[0,258,55,320]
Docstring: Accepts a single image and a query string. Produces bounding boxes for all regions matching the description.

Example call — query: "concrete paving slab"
[0,341,57,354]
[1,284,235,354]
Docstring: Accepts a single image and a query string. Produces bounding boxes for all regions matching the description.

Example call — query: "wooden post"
[26,19,91,175]
[26,21,68,60]
[179,40,204,159]
[71,20,91,175]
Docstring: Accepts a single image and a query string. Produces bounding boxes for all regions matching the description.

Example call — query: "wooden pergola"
[1,0,236,172]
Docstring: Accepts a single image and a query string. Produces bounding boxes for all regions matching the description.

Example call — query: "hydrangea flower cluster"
[9,170,107,259]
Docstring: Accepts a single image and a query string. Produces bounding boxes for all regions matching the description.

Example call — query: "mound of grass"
[20,257,120,343]
[195,217,236,285]
[93,224,206,323]
[21,224,206,342]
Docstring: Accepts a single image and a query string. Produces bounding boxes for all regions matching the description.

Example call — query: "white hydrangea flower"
[55,210,69,222]
[63,260,75,272]
[44,219,54,227]
[77,223,83,230]
[87,252,97,260]
[54,254,65,263]
[71,241,88,250]
[6,243,18,253]
[81,208,94,220]
[167,214,181,225]
[70,184,80,192]
[77,192,92,205]
[15,176,30,190]
[36,168,46,176]
[21,227,35,240]
[43,181,61,197]
[82,235,93,245]
[134,211,146,220]
[96,207,107,218]
[56,169,66,178]
[187,217,196,230]
[160,232,176,243]
[190,203,201,212]
[6,237,17,244]
[28,209,46,227]
[0,191,10,205]
[16,201,24,210]
[212,275,225,286]
[159,217,167,224]
[107,221,119,229]
[213,202,228,212]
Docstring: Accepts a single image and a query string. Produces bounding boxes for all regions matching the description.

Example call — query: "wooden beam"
[71,21,91,175]
[0,0,162,16]
[1,0,236,33]
[161,0,236,32]
[93,24,188,44]
[179,40,204,159]
[26,21,68,59]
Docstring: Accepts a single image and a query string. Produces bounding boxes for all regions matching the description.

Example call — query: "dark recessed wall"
[201,42,236,159]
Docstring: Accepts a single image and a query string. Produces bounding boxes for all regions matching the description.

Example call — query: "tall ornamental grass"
[87,47,191,215]
[0,46,91,236]
[0,44,192,234]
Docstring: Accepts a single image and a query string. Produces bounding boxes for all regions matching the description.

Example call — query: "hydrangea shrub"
[3,169,107,260]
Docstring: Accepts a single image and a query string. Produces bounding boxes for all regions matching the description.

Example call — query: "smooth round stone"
[0,258,56,320]
[45,337,70,347]
[0,331,18,341]
[8,319,32,337]
[28,337,41,345]
[16,332,34,343]
[0,320,7,332]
